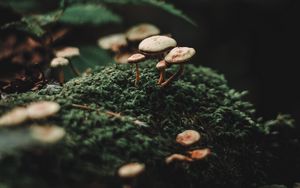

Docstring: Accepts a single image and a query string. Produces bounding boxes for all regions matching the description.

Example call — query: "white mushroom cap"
[165,154,193,164]
[176,130,201,146]
[138,35,177,54]
[156,60,168,70]
[27,101,60,120]
[164,47,196,64]
[0,107,28,127]
[118,162,145,178]
[114,53,132,64]
[30,125,66,144]
[126,23,160,42]
[55,47,80,58]
[127,53,146,64]
[98,33,127,52]
[188,148,211,160]
[50,57,69,68]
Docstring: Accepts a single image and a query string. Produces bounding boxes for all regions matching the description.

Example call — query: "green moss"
[0,61,296,188]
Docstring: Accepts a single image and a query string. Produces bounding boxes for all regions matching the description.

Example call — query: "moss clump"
[0,61,296,188]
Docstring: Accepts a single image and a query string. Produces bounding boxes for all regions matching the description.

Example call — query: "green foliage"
[0,62,296,188]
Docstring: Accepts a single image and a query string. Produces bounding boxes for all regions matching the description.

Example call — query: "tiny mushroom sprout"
[161,47,196,87]
[176,130,201,146]
[127,53,146,86]
[30,125,66,144]
[188,148,211,160]
[118,162,145,188]
[126,23,160,42]
[50,57,69,84]
[55,47,81,76]
[156,60,168,84]
[98,33,127,52]
[26,101,60,120]
[0,107,28,127]
[165,154,193,164]
[138,35,177,56]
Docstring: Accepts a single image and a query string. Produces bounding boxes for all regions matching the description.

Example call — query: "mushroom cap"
[165,154,193,164]
[30,125,66,144]
[176,130,201,146]
[0,107,28,127]
[98,33,127,52]
[55,47,80,58]
[114,52,132,64]
[188,148,211,160]
[118,162,145,178]
[127,53,146,64]
[50,57,69,68]
[156,60,167,70]
[164,47,196,64]
[126,23,160,42]
[138,35,177,54]
[27,101,60,120]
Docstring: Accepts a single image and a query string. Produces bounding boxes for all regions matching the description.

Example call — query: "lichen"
[0,61,296,188]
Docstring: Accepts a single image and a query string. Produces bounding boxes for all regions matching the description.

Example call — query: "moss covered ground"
[0,61,298,188]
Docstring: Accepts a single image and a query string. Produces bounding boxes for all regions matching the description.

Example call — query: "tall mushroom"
[138,35,177,57]
[127,53,146,86]
[55,47,81,76]
[126,23,160,42]
[156,60,168,84]
[161,47,196,87]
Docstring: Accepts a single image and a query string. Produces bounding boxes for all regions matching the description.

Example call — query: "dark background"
[123,0,299,123]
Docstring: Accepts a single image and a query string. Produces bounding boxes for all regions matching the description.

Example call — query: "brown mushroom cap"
[27,101,60,120]
[55,47,80,58]
[188,148,211,160]
[114,52,132,64]
[176,130,201,146]
[50,57,69,68]
[118,162,145,178]
[30,125,66,144]
[127,53,146,64]
[164,47,196,64]
[165,154,193,164]
[156,60,168,70]
[98,33,127,51]
[138,35,177,54]
[0,107,28,127]
[126,23,160,42]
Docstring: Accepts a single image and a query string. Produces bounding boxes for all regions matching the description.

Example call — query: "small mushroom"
[50,57,69,84]
[30,125,66,144]
[126,23,160,42]
[98,33,127,52]
[156,60,168,84]
[161,47,196,87]
[114,52,133,64]
[176,130,200,146]
[26,101,60,120]
[0,107,28,127]
[165,154,193,164]
[138,35,177,56]
[118,162,145,188]
[188,148,211,160]
[55,47,81,76]
[127,53,146,86]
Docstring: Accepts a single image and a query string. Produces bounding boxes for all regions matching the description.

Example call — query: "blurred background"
[0,0,299,123]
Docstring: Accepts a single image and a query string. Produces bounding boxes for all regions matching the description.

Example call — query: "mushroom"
[127,53,146,86]
[114,52,133,64]
[156,60,168,84]
[55,47,81,76]
[50,57,69,85]
[26,101,60,120]
[176,130,201,146]
[0,107,28,127]
[98,33,127,52]
[138,35,177,57]
[30,125,66,144]
[118,162,145,188]
[126,23,160,42]
[165,154,193,164]
[161,47,196,87]
[188,148,211,160]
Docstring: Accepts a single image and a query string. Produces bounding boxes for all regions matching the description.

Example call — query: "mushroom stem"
[135,63,140,86]
[157,69,166,84]
[58,68,64,85]
[68,61,81,76]
[160,64,184,87]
